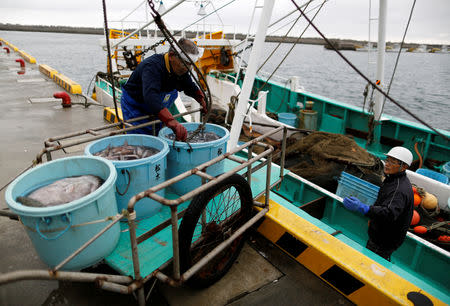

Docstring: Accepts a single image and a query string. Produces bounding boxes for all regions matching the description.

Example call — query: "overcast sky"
[1,0,449,44]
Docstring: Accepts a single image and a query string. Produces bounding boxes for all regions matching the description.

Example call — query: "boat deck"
[0,41,352,305]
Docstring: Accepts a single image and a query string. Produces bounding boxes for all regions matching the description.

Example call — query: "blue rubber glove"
[343,196,369,215]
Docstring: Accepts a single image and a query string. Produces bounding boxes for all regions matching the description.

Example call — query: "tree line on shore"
[0,23,439,49]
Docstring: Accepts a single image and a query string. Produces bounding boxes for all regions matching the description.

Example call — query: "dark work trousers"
[366,239,395,261]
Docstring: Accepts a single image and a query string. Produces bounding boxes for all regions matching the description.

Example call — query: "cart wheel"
[179,174,253,288]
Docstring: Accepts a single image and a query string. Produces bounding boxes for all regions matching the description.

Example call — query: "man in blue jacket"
[342,147,414,261]
[121,38,207,141]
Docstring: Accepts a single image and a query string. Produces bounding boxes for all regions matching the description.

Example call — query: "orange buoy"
[413,193,422,207]
[413,226,427,234]
[437,235,450,242]
[410,210,420,226]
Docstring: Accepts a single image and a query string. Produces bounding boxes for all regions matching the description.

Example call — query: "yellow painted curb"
[52,73,82,94]
[256,196,445,306]
[18,50,36,64]
[103,107,123,123]
[39,64,58,79]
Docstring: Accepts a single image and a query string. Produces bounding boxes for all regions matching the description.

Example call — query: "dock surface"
[0,42,351,305]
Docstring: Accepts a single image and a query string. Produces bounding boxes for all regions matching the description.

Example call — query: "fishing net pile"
[283,132,384,191]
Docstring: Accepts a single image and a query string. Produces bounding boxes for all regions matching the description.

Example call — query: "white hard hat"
[385,146,413,166]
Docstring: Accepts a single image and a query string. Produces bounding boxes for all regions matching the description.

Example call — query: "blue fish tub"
[278,112,297,127]
[5,156,120,271]
[158,123,230,195]
[85,134,169,219]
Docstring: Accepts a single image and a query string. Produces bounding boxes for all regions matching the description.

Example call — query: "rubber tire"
[178,174,253,288]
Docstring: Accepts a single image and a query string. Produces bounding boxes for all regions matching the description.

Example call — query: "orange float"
[413,193,422,207]
[413,226,427,234]
[410,210,420,226]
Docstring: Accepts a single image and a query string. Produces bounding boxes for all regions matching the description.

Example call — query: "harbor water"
[0,30,449,131]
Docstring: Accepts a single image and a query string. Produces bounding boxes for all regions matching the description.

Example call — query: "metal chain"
[136,38,167,58]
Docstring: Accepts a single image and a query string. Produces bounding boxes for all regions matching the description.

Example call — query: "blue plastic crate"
[336,172,380,205]
[416,168,449,185]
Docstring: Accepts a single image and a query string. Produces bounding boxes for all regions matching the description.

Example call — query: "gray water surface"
[1,30,448,130]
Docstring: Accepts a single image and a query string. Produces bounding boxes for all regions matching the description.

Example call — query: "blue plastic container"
[416,168,449,185]
[278,112,297,127]
[85,135,169,219]
[158,123,229,195]
[5,156,119,270]
[336,172,380,205]
[440,162,450,182]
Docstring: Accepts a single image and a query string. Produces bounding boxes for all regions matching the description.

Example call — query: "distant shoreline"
[0,23,443,49]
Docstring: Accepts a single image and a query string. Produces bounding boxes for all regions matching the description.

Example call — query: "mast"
[228,0,275,150]
[373,0,387,121]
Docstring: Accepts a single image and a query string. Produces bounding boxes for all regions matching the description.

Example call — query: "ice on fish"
[16,175,103,208]
[94,141,159,161]
[166,131,220,143]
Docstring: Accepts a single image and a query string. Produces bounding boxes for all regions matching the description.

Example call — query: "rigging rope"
[258,0,329,73]
[102,0,122,124]
[380,0,416,115]
[290,0,449,141]
[257,10,304,74]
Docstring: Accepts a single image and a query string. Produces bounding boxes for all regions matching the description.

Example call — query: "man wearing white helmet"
[121,38,207,141]
[343,146,414,261]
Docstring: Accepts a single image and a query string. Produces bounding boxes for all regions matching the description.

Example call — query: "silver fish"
[94,141,159,161]
[167,131,220,143]
[17,175,103,207]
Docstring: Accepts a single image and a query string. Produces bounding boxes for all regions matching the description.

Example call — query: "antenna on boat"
[372,0,387,123]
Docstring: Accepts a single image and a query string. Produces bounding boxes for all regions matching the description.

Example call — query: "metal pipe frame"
[152,208,270,287]
[0,270,132,286]
[127,126,283,211]
[124,127,285,288]
[128,141,274,209]
[243,119,312,133]
[37,108,200,163]
[127,211,146,305]
[170,206,181,280]
[181,207,268,283]
[52,213,124,271]
[3,125,287,295]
